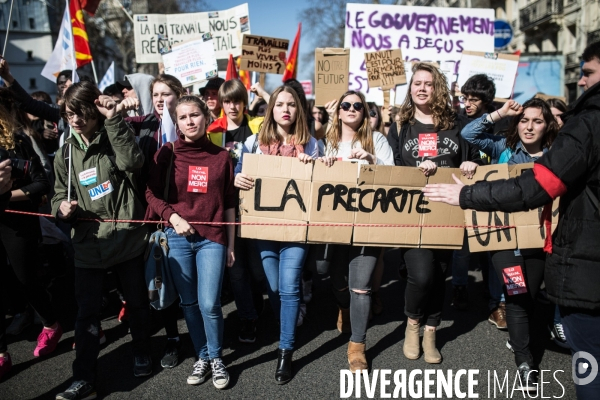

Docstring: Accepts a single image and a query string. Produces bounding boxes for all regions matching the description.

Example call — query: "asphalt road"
[1,249,577,399]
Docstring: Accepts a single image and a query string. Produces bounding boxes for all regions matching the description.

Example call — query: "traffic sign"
[494,20,513,49]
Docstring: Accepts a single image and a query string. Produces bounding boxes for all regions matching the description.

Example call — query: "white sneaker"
[211,358,229,389]
[187,359,210,385]
[302,279,313,303]
[296,304,307,327]
[6,310,33,335]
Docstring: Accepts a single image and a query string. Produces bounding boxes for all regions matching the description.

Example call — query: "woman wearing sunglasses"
[319,90,394,372]
[387,63,482,364]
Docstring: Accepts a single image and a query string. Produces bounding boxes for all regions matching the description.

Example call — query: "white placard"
[162,35,218,87]
[457,52,520,99]
[345,4,495,102]
[134,4,250,63]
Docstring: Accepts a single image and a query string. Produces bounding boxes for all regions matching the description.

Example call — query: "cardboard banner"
[239,154,313,243]
[365,49,406,90]
[240,34,289,74]
[344,4,495,103]
[134,4,250,63]
[162,34,218,87]
[456,51,520,99]
[239,156,558,250]
[315,48,350,106]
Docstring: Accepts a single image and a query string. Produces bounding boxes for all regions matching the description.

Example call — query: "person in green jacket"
[52,81,151,400]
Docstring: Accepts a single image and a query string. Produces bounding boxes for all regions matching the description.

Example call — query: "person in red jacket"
[145,95,236,390]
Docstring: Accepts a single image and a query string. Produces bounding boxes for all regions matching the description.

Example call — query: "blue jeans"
[166,228,225,360]
[255,240,308,351]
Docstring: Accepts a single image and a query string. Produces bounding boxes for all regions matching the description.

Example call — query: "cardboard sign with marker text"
[364,49,406,90]
[240,34,289,74]
[461,164,517,252]
[239,154,312,242]
[315,48,350,106]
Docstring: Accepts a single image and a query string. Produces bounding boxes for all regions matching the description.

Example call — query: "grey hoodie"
[125,73,155,116]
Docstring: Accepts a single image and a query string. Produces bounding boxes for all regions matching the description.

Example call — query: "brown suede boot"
[403,321,420,360]
[422,329,442,364]
[337,308,351,333]
[347,341,368,372]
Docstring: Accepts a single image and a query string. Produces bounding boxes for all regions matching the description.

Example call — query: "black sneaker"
[161,339,181,369]
[133,355,153,377]
[187,358,210,385]
[516,362,538,392]
[56,380,97,400]
[451,285,469,310]
[211,358,230,389]
[239,319,257,343]
[550,323,570,349]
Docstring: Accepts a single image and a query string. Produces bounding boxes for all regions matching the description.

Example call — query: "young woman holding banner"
[145,95,236,390]
[387,62,482,364]
[319,90,394,372]
[234,85,318,384]
[459,97,559,391]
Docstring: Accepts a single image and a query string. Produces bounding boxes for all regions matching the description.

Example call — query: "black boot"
[275,349,293,384]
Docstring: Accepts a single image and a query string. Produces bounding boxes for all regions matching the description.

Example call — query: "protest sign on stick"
[314,48,350,107]
[456,51,520,100]
[162,34,218,87]
[240,34,289,74]
[365,49,406,90]
[134,4,250,63]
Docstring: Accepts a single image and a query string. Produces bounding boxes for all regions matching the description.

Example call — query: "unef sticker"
[187,166,208,193]
[88,181,114,201]
[502,266,528,295]
[418,133,438,157]
[79,168,97,186]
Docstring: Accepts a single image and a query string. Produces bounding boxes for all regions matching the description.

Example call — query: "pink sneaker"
[34,323,63,357]
[0,353,12,380]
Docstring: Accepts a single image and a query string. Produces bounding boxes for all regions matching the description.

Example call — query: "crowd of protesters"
[0,39,597,400]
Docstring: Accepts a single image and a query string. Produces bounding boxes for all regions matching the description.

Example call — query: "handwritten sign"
[134,4,250,63]
[456,51,520,99]
[240,34,289,74]
[162,34,218,87]
[314,48,350,106]
[365,49,406,89]
[345,4,495,102]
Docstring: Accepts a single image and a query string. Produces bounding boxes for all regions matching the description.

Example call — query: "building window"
[29,18,35,30]
[26,51,33,61]
[29,78,37,90]
[12,20,17,28]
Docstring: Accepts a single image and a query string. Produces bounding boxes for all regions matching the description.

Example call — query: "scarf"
[259,140,304,157]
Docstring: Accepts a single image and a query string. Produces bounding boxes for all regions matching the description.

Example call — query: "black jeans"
[73,254,151,384]
[0,215,57,353]
[403,249,452,327]
[491,250,545,367]
[330,245,380,343]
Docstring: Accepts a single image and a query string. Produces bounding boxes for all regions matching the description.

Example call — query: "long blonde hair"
[258,86,310,146]
[0,89,17,150]
[326,91,374,155]
[398,63,455,131]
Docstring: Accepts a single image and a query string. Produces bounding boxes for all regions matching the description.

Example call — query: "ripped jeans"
[329,245,381,343]
[166,228,225,360]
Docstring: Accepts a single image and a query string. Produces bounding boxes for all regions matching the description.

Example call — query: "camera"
[0,148,30,179]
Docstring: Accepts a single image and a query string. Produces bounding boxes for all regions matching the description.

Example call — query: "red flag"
[226,54,239,81]
[282,23,301,82]
[80,0,101,16]
[237,57,251,90]
[69,0,93,68]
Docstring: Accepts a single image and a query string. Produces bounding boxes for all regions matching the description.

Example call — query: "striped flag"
[70,0,93,68]
[98,62,114,92]
[41,5,76,82]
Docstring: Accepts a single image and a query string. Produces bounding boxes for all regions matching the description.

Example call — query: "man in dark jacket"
[423,41,600,400]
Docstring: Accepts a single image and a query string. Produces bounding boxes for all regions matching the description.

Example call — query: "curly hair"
[505,98,559,151]
[326,91,374,155]
[258,85,310,146]
[0,88,17,150]
[398,62,455,131]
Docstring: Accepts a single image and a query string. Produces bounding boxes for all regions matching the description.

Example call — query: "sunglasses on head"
[340,102,364,112]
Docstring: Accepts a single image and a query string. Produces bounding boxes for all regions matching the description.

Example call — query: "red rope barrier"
[3,209,516,229]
